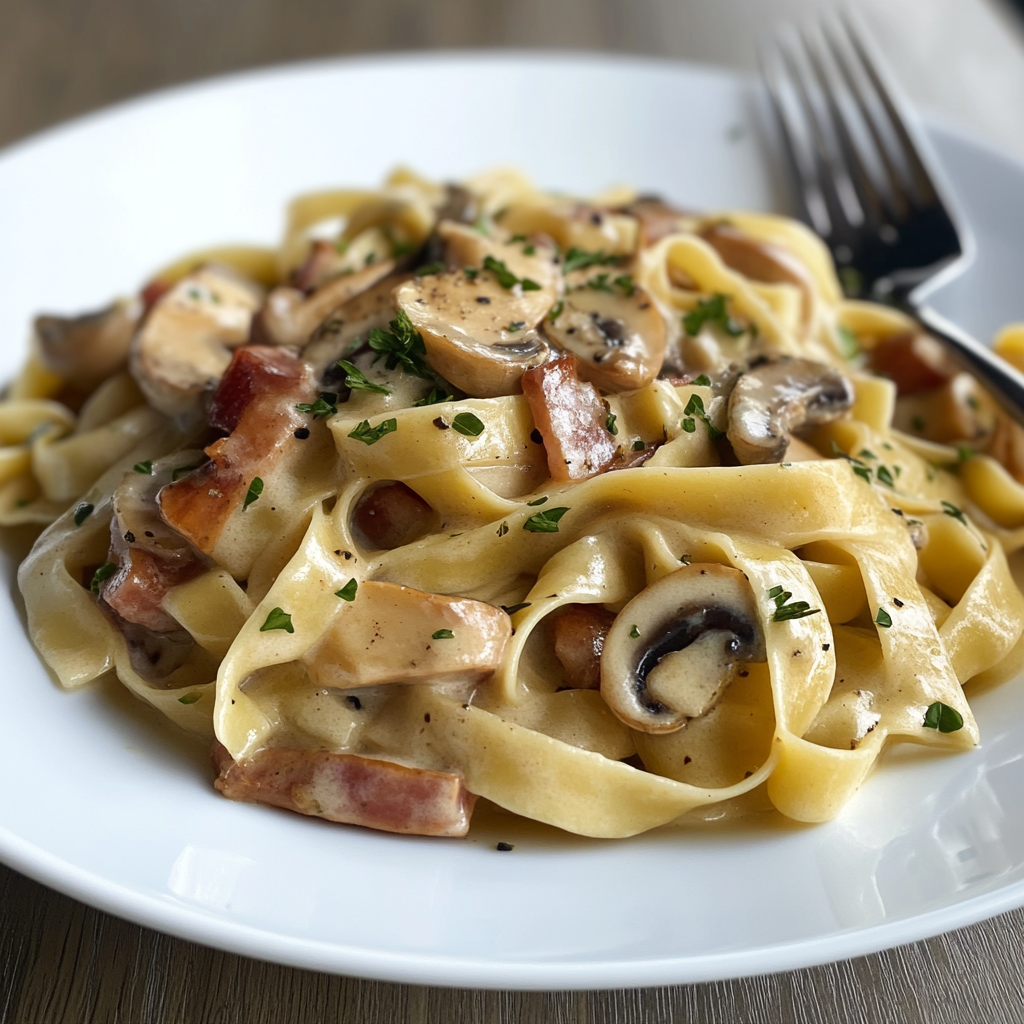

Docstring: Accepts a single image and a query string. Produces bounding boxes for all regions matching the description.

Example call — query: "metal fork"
[760,12,1024,426]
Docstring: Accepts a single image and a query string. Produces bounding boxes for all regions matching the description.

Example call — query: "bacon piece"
[140,278,173,313]
[102,545,203,632]
[521,355,616,481]
[352,482,434,549]
[552,604,617,690]
[158,346,316,554]
[866,332,956,395]
[212,742,476,837]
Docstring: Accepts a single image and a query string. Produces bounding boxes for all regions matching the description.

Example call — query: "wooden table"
[4,0,1024,1020]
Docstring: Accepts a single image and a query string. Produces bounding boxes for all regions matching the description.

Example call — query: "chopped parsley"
[295,392,339,418]
[548,300,564,321]
[838,266,864,298]
[523,506,570,533]
[876,465,895,488]
[526,496,548,506]
[613,274,635,296]
[506,321,526,332]
[692,374,712,386]
[682,294,744,338]
[837,325,860,360]
[73,503,94,527]
[432,628,455,640]
[923,701,964,733]
[414,260,446,277]
[243,477,263,510]
[682,393,724,440]
[89,562,117,594]
[768,584,820,622]
[875,607,893,628]
[606,413,618,436]
[171,463,202,482]
[260,607,294,633]
[632,439,646,452]
[482,255,540,291]
[177,692,202,705]
[497,521,509,537]
[562,247,623,274]
[958,445,976,462]
[463,266,479,281]
[941,500,968,526]
[629,624,641,638]
[348,418,398,445]
[336,578,358,602]
[337,360,391,395]
[501,602,532,615]
[585,272,614,293]
[367,310,433,379]
[413,386,455,407]
[682,418,696,433]
[452,412,485,437]
[133,460,153,475]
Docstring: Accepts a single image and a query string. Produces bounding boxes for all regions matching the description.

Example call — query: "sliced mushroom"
[866,330,956,395]
[394,223,558,396]
[601,564,766,734]
[727,355,853,465]
[34,299,140,391]
[498,203,638,256]
[618,196,694,246]
[700,222,816,329]
[251,258,397,349]
[303,581,512,690]
[301,271,412,381]
[130,264,263,417]
[545,269,666,391]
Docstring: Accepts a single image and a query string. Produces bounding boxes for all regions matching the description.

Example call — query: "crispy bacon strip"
[866,331,955,395]
[158,346,316,553]
[212,742,476,837]
[102,545,203,632]
[552,603,617,690]
[522,355,616,481]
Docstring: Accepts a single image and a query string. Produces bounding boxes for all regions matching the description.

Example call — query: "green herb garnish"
[171,463,202,482]
[452,412,485,437]
[837,325,860,359]
[548,300,564,321]
[629,624,641,638]
[368,310,433,379]
[413,386,454,407]
[133,461,153,475]
[348,418,398,445]
[692,374,711,386]
[682,294,745,338]
[432,628,454,640]
[682,418,696,433]
[463,266,479,281]
[496,521,509,537]
[260,607,294,633]
[177,692,202,705]
[73,503,94,527]
[414,260,445,277]
[875,607,893,628]
[526,496,548,506]
[768,583,821,622]
[682,393,725,440]
[295,392,339,418]
[606,413,618,436]
[337,360,391,395]
[923,701,964,733]
[876,465,895,488]
[523,506,570,533]
[243,477,263,510]
[562,248,623,274]
[90,562,117,594]
[632,440,646,452]
[942,500,968,526]
[506,320,526,332]
[336,578,358,601]
[482,254,540,291]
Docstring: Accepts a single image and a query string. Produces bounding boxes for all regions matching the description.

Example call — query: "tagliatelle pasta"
[10,168,1024,838]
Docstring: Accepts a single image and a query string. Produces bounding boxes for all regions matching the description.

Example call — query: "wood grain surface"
[4,1,1024,1021]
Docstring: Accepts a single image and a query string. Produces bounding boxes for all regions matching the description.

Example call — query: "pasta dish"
[9,168,1024,838]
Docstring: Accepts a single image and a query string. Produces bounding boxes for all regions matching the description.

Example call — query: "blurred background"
[2,0,1024,158]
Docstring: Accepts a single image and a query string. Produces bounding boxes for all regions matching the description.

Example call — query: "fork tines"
[760,12,961,286]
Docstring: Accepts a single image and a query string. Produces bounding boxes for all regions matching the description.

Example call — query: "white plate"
[2,53,1024,990]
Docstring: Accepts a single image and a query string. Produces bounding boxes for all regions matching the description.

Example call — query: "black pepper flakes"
[822,643,831,651]
[476,296,491,304]
[434,417,450,430]
[124,531,135,543]
[893,598,904,608]
[496,842,514,852]
[346,695,362,710]
[424,713,431,723]
[530,429,543,444]
[294,427,310,439]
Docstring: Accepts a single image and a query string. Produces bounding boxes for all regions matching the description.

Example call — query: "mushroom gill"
[727,355,853,465]
[600,564,766,734]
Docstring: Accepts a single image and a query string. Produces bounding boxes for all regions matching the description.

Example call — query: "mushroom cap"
[130,264,263,418]
[544,270,666,392]
[727,355,854,465]
[394,222,559,397]
[34,299,139,390]
[601,564,766,734]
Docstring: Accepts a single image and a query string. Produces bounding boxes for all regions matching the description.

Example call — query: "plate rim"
[3,49,1024,990]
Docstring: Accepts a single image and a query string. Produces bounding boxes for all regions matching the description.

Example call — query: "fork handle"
[908,303,1024,431]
